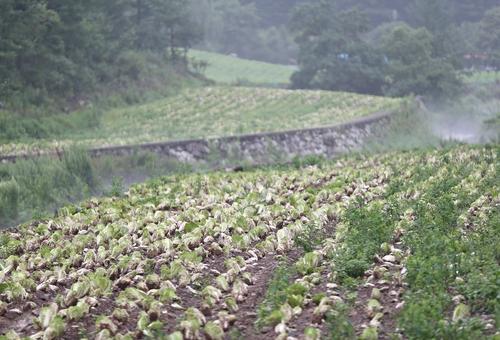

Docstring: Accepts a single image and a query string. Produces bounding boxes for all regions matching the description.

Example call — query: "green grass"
[464,71,500,84]
[189,50,295,85]
[0,87,401,157]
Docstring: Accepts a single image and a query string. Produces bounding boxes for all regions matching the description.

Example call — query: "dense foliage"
[0,146,497,338]
[380,24,462,97]
[478,6,500,68]
[0,0,201,111]
[290,4,386,95]
[288,1,500,98]
[289,1,467,97]
[2,0,499,106]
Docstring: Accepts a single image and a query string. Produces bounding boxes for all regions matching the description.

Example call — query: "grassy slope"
[464,71,500,84]
[0,145,497,338]
[189,50,295,85]
[0,87,401,156]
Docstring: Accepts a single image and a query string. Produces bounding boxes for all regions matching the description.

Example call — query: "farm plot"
[0,87,401,158]
[0,145,498,339]
[188,50,296,85]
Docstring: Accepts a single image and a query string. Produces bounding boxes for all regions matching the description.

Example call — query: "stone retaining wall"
[1,111,392,164]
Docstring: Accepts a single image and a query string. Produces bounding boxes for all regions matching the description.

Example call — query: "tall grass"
[0,149,196,227]
[0,179,19,222]
[0,148,95,226]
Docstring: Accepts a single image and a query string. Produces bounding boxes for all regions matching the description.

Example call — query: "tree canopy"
[0,0,200,110]
[290,2,386,94]
[289,0,467,98]
[479,7,500,56]
[381,24,461,98]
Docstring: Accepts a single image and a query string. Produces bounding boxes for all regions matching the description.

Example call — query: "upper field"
[0,145,497,338]
[464,71,500,84]
[0,87,401,157]
[188,50,296,85]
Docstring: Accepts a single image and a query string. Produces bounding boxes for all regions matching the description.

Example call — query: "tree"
[192,0,298,64]
[290,1,385,94]
[133,0,201,56]
[479,7,500,52]
[192,0,261,56]
[0,0,63,100]
[381,24,461,98]
[0,0,202,110]
[99,0,201,55]
[479,6,500,68]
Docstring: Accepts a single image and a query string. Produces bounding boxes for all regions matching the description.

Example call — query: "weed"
[334,200,399,282]
[292,154,326,169]
[325,303,356,340]
[256,263,296,329]
[108,177,125,198]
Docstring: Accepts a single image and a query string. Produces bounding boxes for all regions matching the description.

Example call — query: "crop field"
[0,145,497,339]
[188,50,296,85]
[0,87,401,158]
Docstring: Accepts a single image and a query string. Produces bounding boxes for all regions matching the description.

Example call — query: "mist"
[427,84,500,144]
[431,111,494,143]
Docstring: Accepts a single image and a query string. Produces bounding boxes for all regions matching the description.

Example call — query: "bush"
[0,179,20,222]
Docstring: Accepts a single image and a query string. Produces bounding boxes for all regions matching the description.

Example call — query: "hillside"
[188,50,295,85]
[0,145,497,338]
[0,87,401,157]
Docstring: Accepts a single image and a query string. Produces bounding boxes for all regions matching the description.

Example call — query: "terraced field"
[188,50,295,85]
[0,145,498,339]
[0,87,401,157]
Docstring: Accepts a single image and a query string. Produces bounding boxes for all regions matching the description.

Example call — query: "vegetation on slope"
[0,1,201,113]
[0,87,401,157]
[189,50,295,85]
[0,145,497,339]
